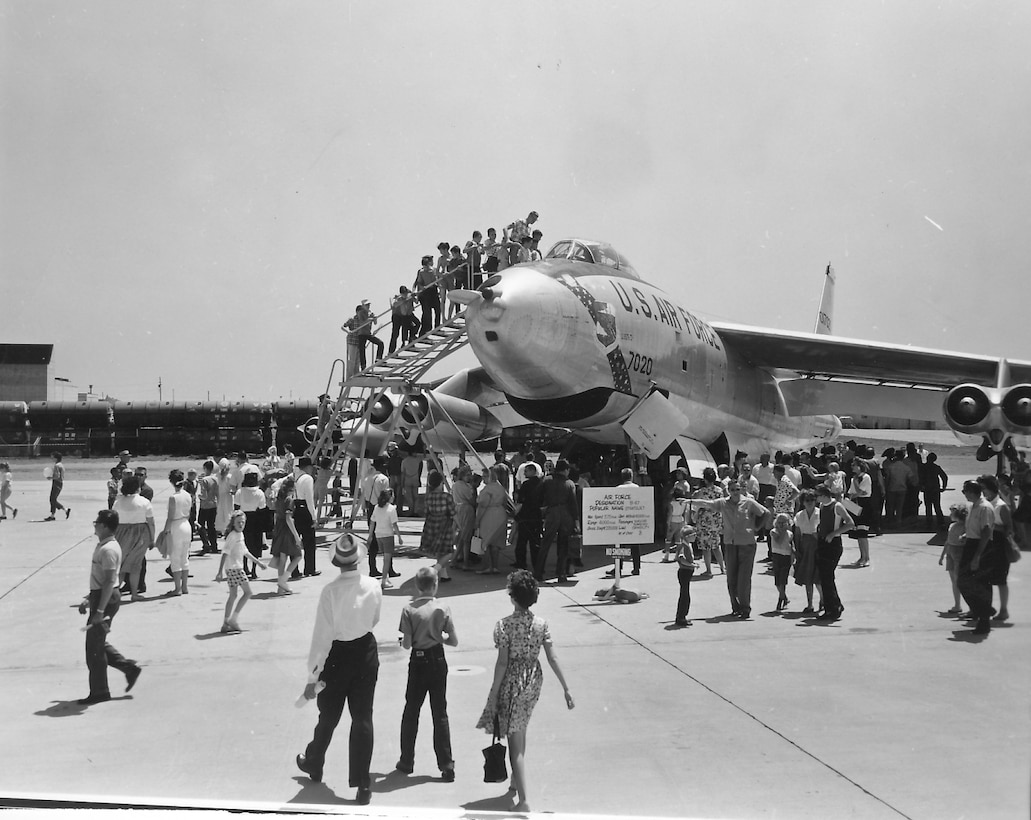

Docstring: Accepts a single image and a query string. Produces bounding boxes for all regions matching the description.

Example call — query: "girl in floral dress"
[693,468,726,578]
[477,570,574,813]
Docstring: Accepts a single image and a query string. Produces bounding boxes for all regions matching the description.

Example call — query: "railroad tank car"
[27,401,111,431]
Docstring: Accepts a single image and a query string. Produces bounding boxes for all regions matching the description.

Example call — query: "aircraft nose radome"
[465,268,600,398]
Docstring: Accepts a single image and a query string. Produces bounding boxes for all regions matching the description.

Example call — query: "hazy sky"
[3,1,1029,402]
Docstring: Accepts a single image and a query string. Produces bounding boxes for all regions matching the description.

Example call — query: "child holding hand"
[664,489,690,563]
[939,503,968,615]
[372,489,403,588]
[769,512,795,611]
[674,524,698,626]
[215,510,268,633]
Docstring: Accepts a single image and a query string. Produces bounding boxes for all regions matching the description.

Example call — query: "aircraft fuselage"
[464,255,840,455]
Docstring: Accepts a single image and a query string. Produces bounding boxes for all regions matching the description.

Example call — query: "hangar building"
[0,344,54,401]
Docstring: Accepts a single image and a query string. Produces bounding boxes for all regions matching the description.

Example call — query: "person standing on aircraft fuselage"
[505,210,538,244]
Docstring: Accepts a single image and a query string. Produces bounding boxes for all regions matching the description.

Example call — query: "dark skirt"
[243,512,265,558]
[988,530,1010,585]
[271,514,301,559]
[771,553,792,587]
[847,496,876,539]
[794,533,819,586]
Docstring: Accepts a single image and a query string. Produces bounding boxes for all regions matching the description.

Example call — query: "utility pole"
[158,377,162,402]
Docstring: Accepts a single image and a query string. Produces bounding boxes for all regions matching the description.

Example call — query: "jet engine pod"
[943,382,1031,460]
[1001,384,1031,431]
[943,384,993,432]
[365,393,395,426]
[300,417,320,443]
[401,393,430,424]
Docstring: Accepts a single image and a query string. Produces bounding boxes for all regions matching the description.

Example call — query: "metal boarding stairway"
[305,311,472,524]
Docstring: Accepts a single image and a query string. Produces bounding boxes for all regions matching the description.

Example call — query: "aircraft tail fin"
[814,263,835,335]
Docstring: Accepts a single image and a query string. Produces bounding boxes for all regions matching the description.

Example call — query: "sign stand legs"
[612,542,621,590]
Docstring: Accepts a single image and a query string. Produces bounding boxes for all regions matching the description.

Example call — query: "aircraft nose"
[465,267,601,398]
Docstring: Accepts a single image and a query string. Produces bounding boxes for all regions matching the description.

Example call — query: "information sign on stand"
[582,486,655,588]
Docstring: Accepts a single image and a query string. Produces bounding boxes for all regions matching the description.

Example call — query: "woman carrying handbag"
[476,570,574,813]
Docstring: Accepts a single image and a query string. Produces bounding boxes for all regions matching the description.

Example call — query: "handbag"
[567,532,582,561]
[154,530,169,558]
[470,535,484,555]
[482,715,508,783]
[842,498,862,517]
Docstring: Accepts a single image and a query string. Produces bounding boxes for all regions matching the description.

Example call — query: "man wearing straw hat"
[296,531,382,805]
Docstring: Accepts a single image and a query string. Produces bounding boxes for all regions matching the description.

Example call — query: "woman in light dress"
[476,570,574,813]
[475,465,512,575]
[0,462,15,519]
[451,465,477,570]
[161,469,194,595]
[215,457,234,533]
[113,474,155,601]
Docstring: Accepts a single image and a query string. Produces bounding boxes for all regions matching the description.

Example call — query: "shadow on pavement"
[372,770,436,793]
[948,629,989,643]
[35,696,132,718]
[461,792,522,813]
[704,613,744,624]
[194,630,243,641]
[285,778,349,806]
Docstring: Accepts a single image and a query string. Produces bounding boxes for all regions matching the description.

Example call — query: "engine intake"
[944,385,992,430]
[1001,384,1031,429]
[366,393,395,426]
[401,394,430,424]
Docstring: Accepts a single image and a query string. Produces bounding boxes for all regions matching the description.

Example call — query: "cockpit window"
[543,239,639,280]
[546,240,572,260]
[569,242,594,263]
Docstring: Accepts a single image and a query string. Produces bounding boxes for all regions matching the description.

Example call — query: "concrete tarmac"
[0,476,1027,819]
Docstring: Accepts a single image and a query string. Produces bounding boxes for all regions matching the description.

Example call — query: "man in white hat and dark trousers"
[296,531,382,805]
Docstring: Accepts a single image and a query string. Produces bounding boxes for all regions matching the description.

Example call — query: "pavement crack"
[553,585,916,820]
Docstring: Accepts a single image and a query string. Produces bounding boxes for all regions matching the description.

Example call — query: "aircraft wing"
[711,322,1031,386]
[712,322,1031,421]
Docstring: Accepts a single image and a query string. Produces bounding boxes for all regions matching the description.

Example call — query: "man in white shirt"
[297,533,382,805]
[783,456,803,492]
[958,480,997,636]
[357,457,390,577]
[295,456,320,578]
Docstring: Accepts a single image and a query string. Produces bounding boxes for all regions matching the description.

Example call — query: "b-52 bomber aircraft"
[430,237,1031,469]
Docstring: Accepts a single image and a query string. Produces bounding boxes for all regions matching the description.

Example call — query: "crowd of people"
[91,445,323,614]
[4,429,1022,808]
[340,211,545,372]
[654,441,1026,635]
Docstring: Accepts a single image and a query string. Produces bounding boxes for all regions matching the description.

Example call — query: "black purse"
[482,715,508,783]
